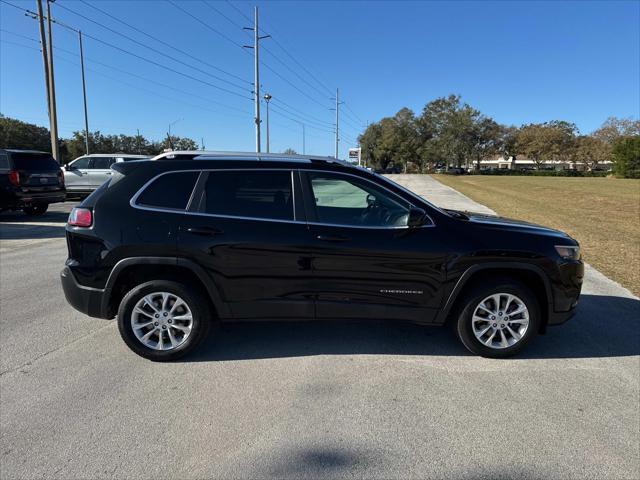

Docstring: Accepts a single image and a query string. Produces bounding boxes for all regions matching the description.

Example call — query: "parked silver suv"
[64,154,149,197]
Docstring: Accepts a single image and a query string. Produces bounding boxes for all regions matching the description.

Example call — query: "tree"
[516,121,577,169]
[418,95,477,169]
[471,118,502,170]
[612,137,640,178]
[282,148,297,155]
[0,115,51,153]
[592,117,640,144]
[572,136,611,171]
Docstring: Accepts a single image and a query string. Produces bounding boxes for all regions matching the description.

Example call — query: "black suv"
[61,153,583,360]
[0,149,66,215]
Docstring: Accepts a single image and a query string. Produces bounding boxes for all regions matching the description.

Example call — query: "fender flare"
[434,262,553,325]
[100,256,230,319]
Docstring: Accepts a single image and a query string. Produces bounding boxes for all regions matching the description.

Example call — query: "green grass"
[434,175,640,296]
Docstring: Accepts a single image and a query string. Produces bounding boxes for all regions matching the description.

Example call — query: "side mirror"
[407,207,427,227]
[64,164,74,171]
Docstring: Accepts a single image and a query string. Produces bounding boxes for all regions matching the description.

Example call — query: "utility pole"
[35,1,53,160]
[201,138,205,151]
[244,7,269,153]
[45,0,60,163]
[136,129,142,154]
[302,123,306,155]
[168,118,182,138]
[78,30,89,155]
[333,88,343,159]
[263,93,272,153]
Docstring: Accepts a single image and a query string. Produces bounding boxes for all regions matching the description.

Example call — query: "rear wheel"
[23,204,48,216]
[455,279,540,358]
[117,280,211,361]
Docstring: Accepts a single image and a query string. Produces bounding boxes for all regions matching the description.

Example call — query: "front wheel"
[23,204,48,216]
[455,279,540,358]
[117,280,211,361]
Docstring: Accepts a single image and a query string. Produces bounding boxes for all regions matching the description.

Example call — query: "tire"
[23,204,48,216]
[455,278,540,358]
[117,280,212,361]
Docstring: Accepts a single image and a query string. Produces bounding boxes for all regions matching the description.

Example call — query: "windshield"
[12,153,59,171]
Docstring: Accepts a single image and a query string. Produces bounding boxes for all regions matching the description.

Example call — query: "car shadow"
[0,222,67,240]
[0,210,70,224]
[184,294,639,362]
[0,207,71,240]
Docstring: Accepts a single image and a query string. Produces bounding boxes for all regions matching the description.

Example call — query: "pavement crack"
[0,321,115,376]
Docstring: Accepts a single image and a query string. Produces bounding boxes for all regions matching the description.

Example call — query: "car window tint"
[12,153,59,170]
[0,154,9,169]
[203,170,293,221]
[71,157,90,169]
[136,171,199,210]
[91,157,114,169]
[309,172,409,227]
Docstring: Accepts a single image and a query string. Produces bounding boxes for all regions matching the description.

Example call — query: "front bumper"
[60,266,108,319]
[548,303,578,326]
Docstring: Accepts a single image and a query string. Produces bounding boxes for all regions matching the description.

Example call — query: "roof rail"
[150,150,358,168]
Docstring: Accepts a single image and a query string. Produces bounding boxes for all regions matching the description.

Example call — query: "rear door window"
[90,157,115,169]
[12,153,59,171]
[135,171,199,210]
[201,170,294,221]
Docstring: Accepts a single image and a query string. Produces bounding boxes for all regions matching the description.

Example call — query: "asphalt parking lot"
[1,178,638,480]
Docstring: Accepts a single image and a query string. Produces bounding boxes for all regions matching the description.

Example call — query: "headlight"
[555,245,581,260]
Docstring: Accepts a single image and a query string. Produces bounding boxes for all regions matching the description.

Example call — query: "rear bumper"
[60,266,108,319]
[2,190,66,208]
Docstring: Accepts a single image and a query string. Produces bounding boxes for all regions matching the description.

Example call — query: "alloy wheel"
[130,292,193,351]
[471,293,530,349]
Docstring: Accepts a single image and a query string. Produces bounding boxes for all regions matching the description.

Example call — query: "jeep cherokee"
[60,152,583,360]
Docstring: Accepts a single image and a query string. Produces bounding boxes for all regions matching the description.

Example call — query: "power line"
[1,0,252,100]
[271,98,333,126]
[167,0,250,53]
[216,1,333,107]
[270,99,334,131]
[54,0,250,97]
[343,102,366,125]
[0,29,253,118]
[1,39,254,125]
[203,1,247,31]
[77,0,250,85]
[268,104,335,135]
[73,28,252,101]
[223,0,365,138]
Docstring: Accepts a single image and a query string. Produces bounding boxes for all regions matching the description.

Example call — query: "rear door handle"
[316,234,350,242]
[186,227,223,236]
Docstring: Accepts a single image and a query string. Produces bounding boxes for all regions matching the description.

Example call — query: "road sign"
[348,147,361,165]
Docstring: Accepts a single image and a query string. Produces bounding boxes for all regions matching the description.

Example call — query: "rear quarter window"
[135,171,199,210]
[0,154,9,170]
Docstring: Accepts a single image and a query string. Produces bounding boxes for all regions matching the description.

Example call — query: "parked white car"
[64,154,150,197]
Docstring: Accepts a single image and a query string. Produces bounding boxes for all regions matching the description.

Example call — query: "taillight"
[68,207,93,227]
[8,170,20,186]
[57,169,64,186]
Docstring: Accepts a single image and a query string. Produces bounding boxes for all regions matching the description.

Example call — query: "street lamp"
[263,93,272,153]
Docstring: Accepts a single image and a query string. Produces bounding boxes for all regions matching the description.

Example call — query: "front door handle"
[186,227,223,236]
[316,234,349,242]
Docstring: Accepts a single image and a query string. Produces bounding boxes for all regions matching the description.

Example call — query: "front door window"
[308,172,409,227]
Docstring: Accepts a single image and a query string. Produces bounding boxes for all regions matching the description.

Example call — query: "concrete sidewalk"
[386,173,496,215]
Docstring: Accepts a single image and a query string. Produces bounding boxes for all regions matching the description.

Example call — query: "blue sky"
[1,0,639,159]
